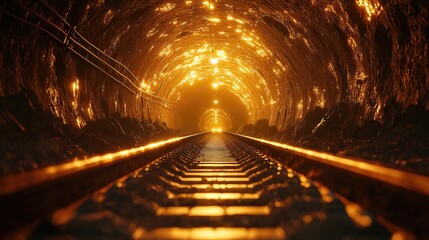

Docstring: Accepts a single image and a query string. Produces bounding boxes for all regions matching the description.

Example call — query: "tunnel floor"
[32,133,391,239]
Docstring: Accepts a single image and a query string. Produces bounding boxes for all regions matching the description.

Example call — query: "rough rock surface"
[239,102,429,175]
[0,90,177,176]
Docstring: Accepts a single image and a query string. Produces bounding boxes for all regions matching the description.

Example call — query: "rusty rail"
[227,132,429,238]
[0,133,206,235]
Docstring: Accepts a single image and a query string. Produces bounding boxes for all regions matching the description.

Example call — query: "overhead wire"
[0,0,174,109]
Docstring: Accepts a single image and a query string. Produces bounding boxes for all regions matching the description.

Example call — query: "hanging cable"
[0,0,174,109]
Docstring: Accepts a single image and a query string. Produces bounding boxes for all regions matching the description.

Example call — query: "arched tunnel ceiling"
[79,0,358,132]
[2,0,428,133]
[81,0,355,132]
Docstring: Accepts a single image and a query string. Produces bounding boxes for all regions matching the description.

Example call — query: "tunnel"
[0,0,429,239]
[1,0,428,171]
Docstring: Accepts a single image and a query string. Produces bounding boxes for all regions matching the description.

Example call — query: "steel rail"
[0,133,206,235]
[228,132,429,238]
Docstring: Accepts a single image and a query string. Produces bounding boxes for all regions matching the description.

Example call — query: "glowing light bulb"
[210,57,219,65]
[214,100,219,104]
[212,82,219,89]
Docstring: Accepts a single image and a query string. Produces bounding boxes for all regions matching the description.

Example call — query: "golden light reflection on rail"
[232,133,429,196]
[0,133,204,196]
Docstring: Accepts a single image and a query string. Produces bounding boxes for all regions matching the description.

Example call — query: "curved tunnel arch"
[77,1,354,129]
[92,0,354,131]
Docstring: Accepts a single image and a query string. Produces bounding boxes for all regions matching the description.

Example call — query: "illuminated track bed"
[1,133,429,239]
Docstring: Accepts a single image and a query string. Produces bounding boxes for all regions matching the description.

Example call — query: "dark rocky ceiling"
[1,0,428,133]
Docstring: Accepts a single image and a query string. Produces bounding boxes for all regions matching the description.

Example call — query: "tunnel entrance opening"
[200,108,232,132]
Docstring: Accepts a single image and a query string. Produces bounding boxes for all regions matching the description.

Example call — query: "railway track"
[1,133,428,239]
